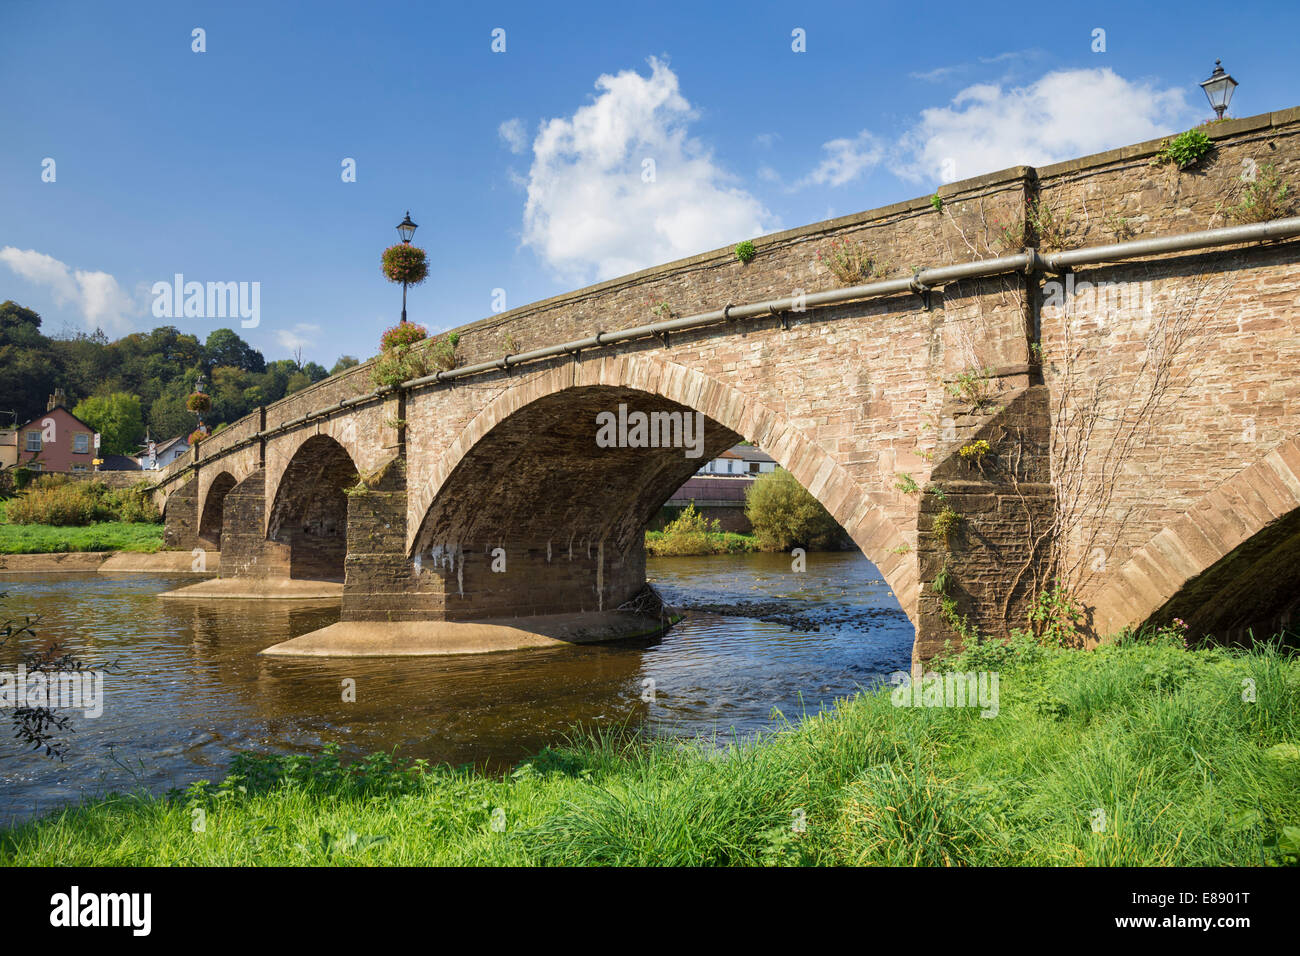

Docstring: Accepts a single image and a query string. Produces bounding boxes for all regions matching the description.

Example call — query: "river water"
[0,552,911,825]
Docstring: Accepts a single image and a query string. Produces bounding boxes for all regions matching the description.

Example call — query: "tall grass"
[1,637,1296,866]
[4,475,159,526]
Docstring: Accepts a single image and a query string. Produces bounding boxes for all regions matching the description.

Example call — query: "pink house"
[13,391,100,475]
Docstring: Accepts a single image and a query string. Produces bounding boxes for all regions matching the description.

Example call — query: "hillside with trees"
[0,300,356,447]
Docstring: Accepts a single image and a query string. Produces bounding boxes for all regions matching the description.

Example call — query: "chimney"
[47,388,67,412]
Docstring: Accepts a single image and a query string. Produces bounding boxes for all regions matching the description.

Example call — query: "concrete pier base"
[260,609,680,657]
[159,577,343,601]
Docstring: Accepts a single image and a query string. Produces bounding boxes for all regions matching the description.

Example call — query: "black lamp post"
[396,211,418,324]
[1200,60,1238,121]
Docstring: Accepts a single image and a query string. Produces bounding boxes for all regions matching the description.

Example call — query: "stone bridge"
[154,107,1300,662]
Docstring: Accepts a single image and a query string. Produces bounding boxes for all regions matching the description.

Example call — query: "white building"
[696,444,777,476]
[137,434,190,471]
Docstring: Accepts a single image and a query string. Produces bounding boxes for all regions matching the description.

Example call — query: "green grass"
[0,519,164,554]
[2,635,1296,866]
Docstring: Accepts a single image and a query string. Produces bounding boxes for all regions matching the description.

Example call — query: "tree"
[73,393,144,455]
[0,301,63,424]
[148,389,195,441]
[331,355,360,375]
[203,328,265,373]
[744,468,847,551]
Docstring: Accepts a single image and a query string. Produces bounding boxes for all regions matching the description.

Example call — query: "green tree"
[0,301,63,424]
[72,392,144,455]
[203,328,265,373]
[744,468,846,551]
[330,355,360,375]
[147,389,195,441]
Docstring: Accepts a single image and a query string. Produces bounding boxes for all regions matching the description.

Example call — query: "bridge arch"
[1089,434,1300,641]
[407,353,918,621]
[266,434,360,581]
[197,471,238,550]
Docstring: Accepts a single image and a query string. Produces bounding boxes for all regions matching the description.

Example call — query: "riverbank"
[0,549,215,574]
[0,518,165,555]
[3,634,1294,865]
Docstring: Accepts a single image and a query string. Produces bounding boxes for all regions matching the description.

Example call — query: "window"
[27,462,41,472]
[71,463,89,474]
[73,433,90,454]
[25,431,41,452]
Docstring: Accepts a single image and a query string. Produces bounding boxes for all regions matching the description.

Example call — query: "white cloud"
[498,118,528,154]
[798,131,884,188]
[0,247,135,333]
[895,67,1194,184]
[275,323,321,353]
[519,57,777,283]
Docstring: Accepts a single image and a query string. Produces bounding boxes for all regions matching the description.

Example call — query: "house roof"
[100,454,142,471]
[16,406,97,436]
[717,443,775,463]
[140,435,189,456]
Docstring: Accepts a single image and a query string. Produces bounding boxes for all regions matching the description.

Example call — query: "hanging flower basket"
[186,391,212,414]
[382,244,430,286]
[188,426,210,446]
[380,322,428,351]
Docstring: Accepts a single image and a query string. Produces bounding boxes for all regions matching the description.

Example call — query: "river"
[0,551,911,825]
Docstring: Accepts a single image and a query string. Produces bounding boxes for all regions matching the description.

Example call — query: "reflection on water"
[0,552,911,825]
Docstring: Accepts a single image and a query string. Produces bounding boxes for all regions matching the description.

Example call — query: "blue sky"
[2,0,1297,368]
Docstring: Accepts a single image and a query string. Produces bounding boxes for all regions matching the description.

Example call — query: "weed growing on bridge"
[817,238,883,286]
[930,193,943,213]
[945,367,999,412]
[931,504,963,541]
[1224,164,1294,224]
[957,440,991,466]
[1026,200,1079,252]
[734,240,757,264]
[647,301,676,321]
[894,473,919,494]
[1152,129,1214,170]
[1104,213,1136,242]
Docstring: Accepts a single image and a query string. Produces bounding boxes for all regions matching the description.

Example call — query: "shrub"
[745,468,845,551]
[381,244,429,286]
[734,240,757,264]
[1153,129,1213,170]
[4,477,159,527]
[645,504,754,556]
[380,322,428,351]
[370,334,458,388]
